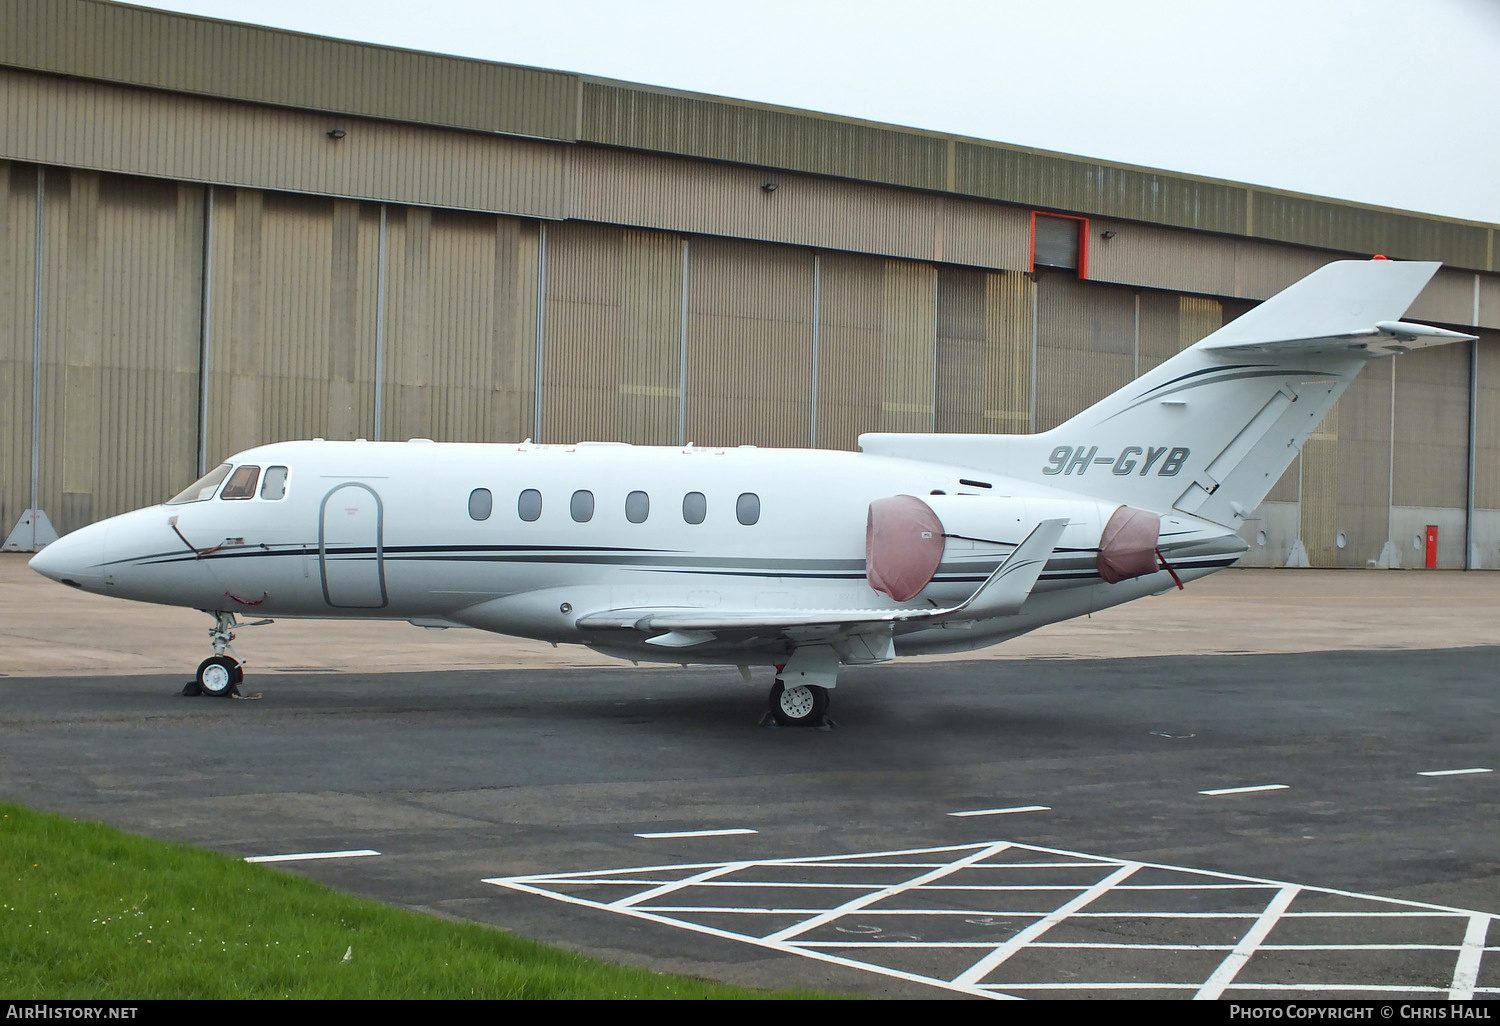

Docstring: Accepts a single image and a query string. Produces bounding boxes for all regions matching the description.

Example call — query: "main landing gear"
[185,611,269,698]
[763,645,841,727]
[768,678,830,727]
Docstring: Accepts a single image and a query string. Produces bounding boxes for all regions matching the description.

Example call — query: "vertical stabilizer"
[860,260,1474,527]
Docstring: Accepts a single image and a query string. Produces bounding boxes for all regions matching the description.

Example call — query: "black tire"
[196,656,240,698]
[769,679,829,727]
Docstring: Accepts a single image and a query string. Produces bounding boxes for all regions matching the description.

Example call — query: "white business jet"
[30,259,1473,724]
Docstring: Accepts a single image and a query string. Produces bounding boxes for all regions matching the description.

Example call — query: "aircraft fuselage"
[34,438,1245,665]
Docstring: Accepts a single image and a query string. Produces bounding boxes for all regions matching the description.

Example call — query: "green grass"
[0,802,824,999]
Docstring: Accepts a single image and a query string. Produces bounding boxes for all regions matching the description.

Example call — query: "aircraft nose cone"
[28,522,107,590]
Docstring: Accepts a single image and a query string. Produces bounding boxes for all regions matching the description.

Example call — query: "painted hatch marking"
[483,840,1496,1000]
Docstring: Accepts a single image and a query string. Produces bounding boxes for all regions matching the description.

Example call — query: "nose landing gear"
[195,654,241,697]
[184,611,270,697]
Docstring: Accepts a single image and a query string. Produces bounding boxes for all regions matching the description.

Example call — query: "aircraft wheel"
[769,679,828,727]
[196,656,241,698]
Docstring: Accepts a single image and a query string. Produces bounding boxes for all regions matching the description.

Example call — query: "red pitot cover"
[866,495,945,602]
[1097,505,1161,584]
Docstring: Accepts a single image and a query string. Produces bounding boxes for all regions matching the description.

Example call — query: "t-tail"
[860,259,1476,527]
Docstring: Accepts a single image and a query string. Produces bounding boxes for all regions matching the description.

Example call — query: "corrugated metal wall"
[685,237,816,448]
[1393,343,1471,513]
[932,268,1032,435]
[6,0,1496,277]
[0,67,569,221]
[1032,274,1136,432]
[617,229,683,445]
[956,144,1248,236]
[1,156,1495,573]
[2,0,578,141]
[1254,192,1489,272]
[206,189,342,457]
[2,0,1494,568]
[0,160,37,538]
[384,207,537,444]
[540,221,627,443]
[567,147,1032,271]
[21,169,202,532]
[813,252,884,451]
[1300,371,1393,568]
[1477,332,1500,515]
[878,260,937,433]
[580,83,949,193]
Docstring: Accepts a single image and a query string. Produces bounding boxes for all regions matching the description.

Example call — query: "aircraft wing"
[575,518,1067,647]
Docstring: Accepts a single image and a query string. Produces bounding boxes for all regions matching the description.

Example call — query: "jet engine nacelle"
[867,493,1167,601]
[924,492,1116,559]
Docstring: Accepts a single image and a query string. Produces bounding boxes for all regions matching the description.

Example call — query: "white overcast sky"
[138,0,1499,225]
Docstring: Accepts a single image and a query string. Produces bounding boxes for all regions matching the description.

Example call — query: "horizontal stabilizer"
[1195,260,1467,356]
[1202,318,1476,356]
[575,518,1069,641]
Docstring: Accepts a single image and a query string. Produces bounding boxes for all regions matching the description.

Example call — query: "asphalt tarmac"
[2,557,1498,999]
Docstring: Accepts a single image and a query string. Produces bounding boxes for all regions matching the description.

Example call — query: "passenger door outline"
[319,483,387,608]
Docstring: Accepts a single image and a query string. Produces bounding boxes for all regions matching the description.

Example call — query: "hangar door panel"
[319,484,387,608]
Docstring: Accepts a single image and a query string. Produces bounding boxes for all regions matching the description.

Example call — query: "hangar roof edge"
[3,0,1493,271]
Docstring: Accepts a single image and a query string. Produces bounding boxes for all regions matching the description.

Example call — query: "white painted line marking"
[948,806,1050,818]
[764,842,1013,944]
[952,862,1142,987]
[611,862,751,910]
[1199,784,1289,796]
[1449,914,1491,1000]
[245,849,380,863]
[1195,885,1300,999]
[487,839,1500,1001]
[634,828,758,839]
[1419,768,1493,777]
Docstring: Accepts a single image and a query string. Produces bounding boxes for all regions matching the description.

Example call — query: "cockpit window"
[167,464,232,504]
[220,465,261,500]
[261,466,289,500]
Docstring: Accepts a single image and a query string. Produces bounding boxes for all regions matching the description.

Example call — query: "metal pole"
[532,221,547,442]
[1028,274,1038,433]
[1467,336,1478,570]
[810,252,820,448]
[1467,276,1482,570]
[197,186,214,475]
[930,271,938,432]
[30,167,44,520]
[1132,292,1140,378]
[5,166,60,550]
[678,237,689,446]
[373,204,387,441]
[1387,358,1396,560]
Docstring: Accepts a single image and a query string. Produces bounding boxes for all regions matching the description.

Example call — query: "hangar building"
[2,0,1497,569]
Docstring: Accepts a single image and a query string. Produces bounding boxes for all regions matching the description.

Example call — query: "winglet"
[931,517,1067,621]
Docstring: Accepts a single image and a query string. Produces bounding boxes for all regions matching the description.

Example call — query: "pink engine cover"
[866,495,945,602]
[1097,505,1162,584]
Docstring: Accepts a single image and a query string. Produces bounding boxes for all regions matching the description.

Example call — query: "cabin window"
[468,488,492,521]
[682,491,706,525]
[518,489,542,522]
[625,490,649,524]
[570,490,594,523]
[167,463,232,504]
[736,492,760,526]
[220,465,261,500]
[261,466,289,500]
